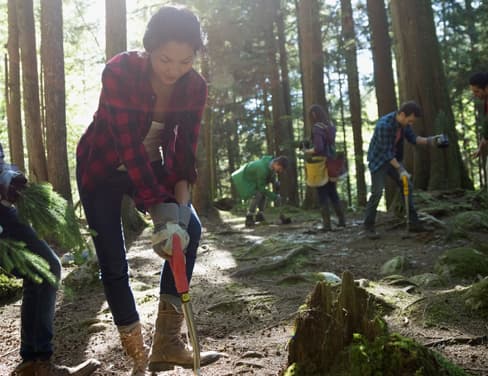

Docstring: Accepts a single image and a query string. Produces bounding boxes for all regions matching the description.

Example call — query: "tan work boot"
[12,358,100,376]
[148,298,221,372]
[118,321,149,376]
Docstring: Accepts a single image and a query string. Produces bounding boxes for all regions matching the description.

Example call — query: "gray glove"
[397,165,411,179]
[148,203,189,259]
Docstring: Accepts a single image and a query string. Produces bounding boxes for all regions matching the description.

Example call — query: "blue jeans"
[364,162,418,228]
[0,204,61,361]
[77,169,200,326]
[364,162,418,229]
[317,181,340,208]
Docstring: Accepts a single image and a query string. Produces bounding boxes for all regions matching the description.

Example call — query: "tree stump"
[286,270,384,374]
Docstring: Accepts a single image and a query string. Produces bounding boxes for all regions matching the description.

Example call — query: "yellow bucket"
[305,156,328,187]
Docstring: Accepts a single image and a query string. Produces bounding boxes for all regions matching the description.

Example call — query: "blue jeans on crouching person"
[76,169,200,326]
[0,204,61,361]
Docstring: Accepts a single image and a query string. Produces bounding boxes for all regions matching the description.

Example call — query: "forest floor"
[0,197,487,376]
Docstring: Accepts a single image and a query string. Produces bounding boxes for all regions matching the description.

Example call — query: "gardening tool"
[401,175,410,233]
[168,234,201,375]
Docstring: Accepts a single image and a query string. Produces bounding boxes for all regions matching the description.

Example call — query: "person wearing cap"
[231,156,288,227]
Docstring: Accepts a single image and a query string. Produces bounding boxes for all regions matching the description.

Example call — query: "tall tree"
[366,0,397,116]
[105,0,126,61]
[193,51,214,214]
[391,0,472,190]
[16,0,48,182]
[6,0,24,171]
[366,0,398,209]
[263,0,298,205]
[296,0,328,207]
[41,0,72,202]
[340,0,367,205]
[104,0,145,238]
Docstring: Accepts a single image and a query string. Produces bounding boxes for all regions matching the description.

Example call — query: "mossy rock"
[451,211,488,232]
[463,278,488,311]
[434,247,488,280]
[0,272,22,303]
[410,273,446,288]
[380,256,408,276]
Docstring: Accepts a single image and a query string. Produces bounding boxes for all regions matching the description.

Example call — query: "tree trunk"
[41,0,72,203]
[104,0,145,238]
[193,55,214,215]
[105,0,127,61]
[264,0,298,206]
[6,0,24,171]
[366,0,397,116]
[275,0,299,206]
[366,0,398,210]
[341,0,367,206]
[296,0,328,208]
[391,0,472,190]
[16,0,48,182]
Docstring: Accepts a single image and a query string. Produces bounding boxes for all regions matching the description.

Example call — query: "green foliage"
[0,271,22,301]
[16,183,87,259]
[0,238,57,286]
[343,332,467,376]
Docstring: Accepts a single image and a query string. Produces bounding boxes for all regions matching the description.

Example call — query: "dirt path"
[1,208,487,375]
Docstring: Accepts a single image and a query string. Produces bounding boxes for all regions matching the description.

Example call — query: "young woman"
[305,104,346,231]
[76,5,219,375]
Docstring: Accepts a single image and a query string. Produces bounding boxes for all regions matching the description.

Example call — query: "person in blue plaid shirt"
[363,101,445,239]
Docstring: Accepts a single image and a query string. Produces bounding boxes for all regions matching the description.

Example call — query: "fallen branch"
[424,335,488,347]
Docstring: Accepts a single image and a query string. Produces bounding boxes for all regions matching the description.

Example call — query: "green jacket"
[231,156,277,200]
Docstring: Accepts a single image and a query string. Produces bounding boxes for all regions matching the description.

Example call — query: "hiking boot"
[255,212,265,223]
[320,206,331,232]
[12,361,36,376]
[149,299,221,372]
[118,321,149,376]
[12,359,100,376]
[332,202,346,227]
[364,226,380,239]
[245,214,255,227]
[409,221,427,233]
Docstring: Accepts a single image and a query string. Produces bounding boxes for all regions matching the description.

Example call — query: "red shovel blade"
[168,234,189,294]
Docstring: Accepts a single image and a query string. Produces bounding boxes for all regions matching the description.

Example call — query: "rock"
[380,256,407,276]
[410,273,445,288]
[463,277,488,311]
[435,247,488,281]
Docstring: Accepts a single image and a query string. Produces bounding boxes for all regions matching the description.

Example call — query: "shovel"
[401,175,410,233]
[168,235,201,375]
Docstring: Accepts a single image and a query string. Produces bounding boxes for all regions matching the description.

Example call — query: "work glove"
[427,134,449,148]
[148,203,189,259]
[397,165,411,180]
[0,167,27,206]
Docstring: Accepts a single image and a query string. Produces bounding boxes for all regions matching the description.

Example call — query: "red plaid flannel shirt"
[76,51,207,208]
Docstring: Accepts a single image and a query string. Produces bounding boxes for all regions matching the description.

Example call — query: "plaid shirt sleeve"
[100,61,172,207]
[165,71,207,185]
[367,113,396,172]
[404,126,417,145]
